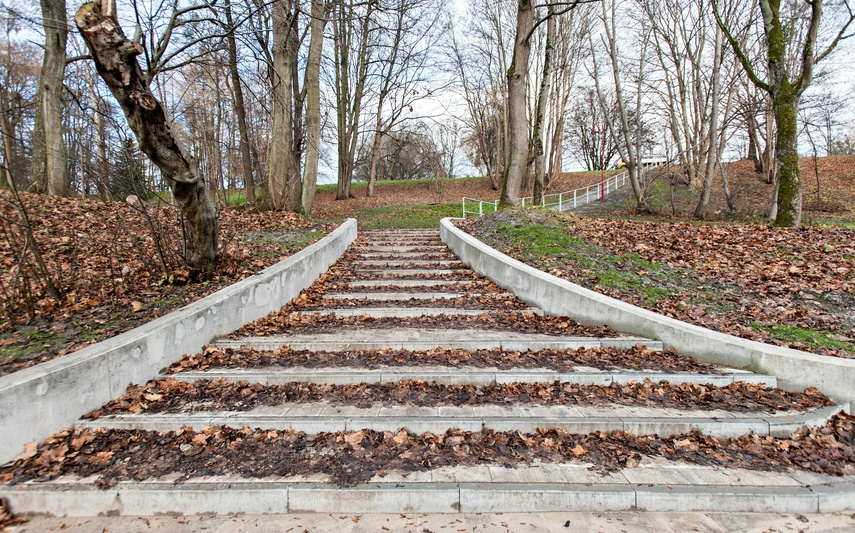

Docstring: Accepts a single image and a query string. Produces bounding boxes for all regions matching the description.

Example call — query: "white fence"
[462,171,629,218]
[462,197,499,218]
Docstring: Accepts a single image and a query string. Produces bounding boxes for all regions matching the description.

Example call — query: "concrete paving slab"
[635,484,818,513]
[288,483,462,513]
[458,483,637,512]
[11,511,855,533]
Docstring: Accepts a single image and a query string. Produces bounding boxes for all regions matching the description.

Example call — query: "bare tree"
[590,0,649,209]
[712,0,855,226]
[331,0,375,201]
[75,0,219,275]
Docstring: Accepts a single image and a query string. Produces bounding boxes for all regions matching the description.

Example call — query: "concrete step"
[346,279,475,288]
[349,268,464,276]
[172,367,778,388]
[351,260,462,267]
[6,464,853,515]
[214,330,663,352]
[355,251,455,259]
[77,404,847,438]
[323,292,467,300]
[355,245,449,253]
[289,307,544,318]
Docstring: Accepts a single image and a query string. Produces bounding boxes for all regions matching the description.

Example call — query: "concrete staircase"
[3,229,853,517]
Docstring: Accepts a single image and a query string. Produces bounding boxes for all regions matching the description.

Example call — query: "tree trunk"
[532,7,555,207]
[268,0,296,210]
[746,110,759,165]
[772,84,801,226]
[367,124,382,198]
[500,0,534,208]
[301,0,326,217]
[32,0,68,196]
[75,1,219,276]
[694,25,722,219]
[225,0,256,206]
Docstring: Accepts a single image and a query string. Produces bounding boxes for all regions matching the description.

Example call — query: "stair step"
[323,292,467,300]
[173,368,777,388]
[289,307,544,318]
[214,332,662,352]
[346,279,474,288]
[352,260,462,267]
[351,268,464,276]
[356,246,448,254]
[6,466,853,515]
[77,404,846,438]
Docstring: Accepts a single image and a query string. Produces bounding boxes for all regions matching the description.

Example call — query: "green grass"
[226,190,249,206]
[235,228,326,254]
[749,322,855,353]
[316,176,484,194]
[470,208,741,309]
[355,202,462,230]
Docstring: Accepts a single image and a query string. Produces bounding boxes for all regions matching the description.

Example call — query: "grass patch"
[467,208,742,309]
[749,323,855,353]
[355,202,462,230]
[235,228,326,255]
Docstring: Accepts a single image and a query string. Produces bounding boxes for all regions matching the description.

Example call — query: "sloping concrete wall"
[0,220,357,464]
[441,218,855,406]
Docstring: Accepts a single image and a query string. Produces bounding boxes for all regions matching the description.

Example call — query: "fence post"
[479,202,483,217]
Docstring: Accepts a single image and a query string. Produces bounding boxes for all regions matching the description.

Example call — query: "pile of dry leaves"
[2,413,853,488]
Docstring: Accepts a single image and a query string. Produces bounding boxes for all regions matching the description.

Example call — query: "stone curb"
[4,480,852,515]
[440,218,855,406]
[76,403,847,438]
[170,368,778,387]
[0,220,358,464]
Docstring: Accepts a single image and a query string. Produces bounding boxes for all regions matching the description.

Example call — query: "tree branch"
[710,0,772,93]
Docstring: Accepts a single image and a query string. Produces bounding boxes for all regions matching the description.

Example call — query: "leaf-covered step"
[6,414,855,491]
[174,345,723,376]
[90,378,833,418]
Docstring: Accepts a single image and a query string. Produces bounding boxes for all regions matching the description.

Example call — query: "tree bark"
[301,0,327,217]
[268,0,296,210]
[500,0,534,208]
[224,0,256,206]
[694,24,723,219]
[75,1,219,276]
[532,7,555,207]
[32,0,68,196]
[772,84,801,226]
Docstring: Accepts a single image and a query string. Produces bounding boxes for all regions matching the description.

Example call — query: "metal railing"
[462,197,499,218]
[462,171,629,218]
